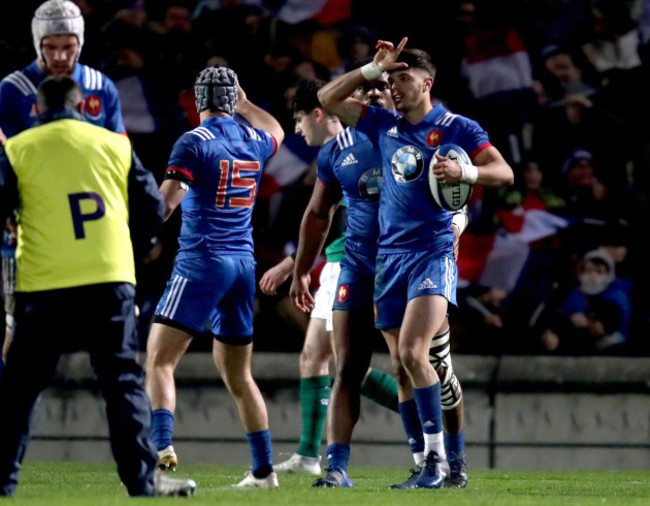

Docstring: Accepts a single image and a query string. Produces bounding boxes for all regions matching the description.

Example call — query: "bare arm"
[294,182,340,277]
[236,85,285,147]
[317,69,366,127]
[471,146,515,187]
[159,179,187,221]
[259,255,295,295]
[432,146,514,188]
[290,181,342,312]
[318,37,409,126]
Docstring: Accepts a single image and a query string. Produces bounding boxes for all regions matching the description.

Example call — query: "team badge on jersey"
[426,129,442,147]
[358,167,382,200]
[84,95,103,120]
[391,145,423,182]
[337,284,349,303]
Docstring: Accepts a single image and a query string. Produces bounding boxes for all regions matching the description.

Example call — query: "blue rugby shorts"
[154,254,256,342]
[374,248,457,330]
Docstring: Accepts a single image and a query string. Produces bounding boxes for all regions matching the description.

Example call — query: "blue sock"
[151,409,174,451]
[413,384,443,436]
[326,443,350,473]
[247,429,273,478]
[445,429,465,463]
[398,399,424,454]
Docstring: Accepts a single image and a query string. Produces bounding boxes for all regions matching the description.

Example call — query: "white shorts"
[310,261,341,332]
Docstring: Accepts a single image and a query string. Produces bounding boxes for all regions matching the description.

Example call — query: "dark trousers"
[0,282,157,496]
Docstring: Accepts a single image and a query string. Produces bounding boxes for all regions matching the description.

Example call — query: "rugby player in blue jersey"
[265,78,399,479]
[318,38,514,489]
[0,0,126,377]
[143,66,285,488]
[289,75,393,489]
[291,66,471,488]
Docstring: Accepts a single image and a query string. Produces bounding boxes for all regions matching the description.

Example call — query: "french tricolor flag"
[460,24,533,100]
[458,209,572,293]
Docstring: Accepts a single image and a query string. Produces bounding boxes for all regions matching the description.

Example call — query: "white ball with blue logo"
[429,143,473,211]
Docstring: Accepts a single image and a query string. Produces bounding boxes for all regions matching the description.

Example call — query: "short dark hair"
[292,79,326,114]
[37,76,82,113]
[395,48,436,78]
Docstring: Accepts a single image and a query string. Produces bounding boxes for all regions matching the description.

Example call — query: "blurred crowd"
[1,0,649,357]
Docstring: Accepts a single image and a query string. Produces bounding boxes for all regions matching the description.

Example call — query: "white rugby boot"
[233,471,279,489]
[157,445,178,472]
[155,471,196,496]
[274,453,321,475]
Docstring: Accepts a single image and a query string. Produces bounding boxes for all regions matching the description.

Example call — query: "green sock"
[361,369,399,413]
[296,375,331,458]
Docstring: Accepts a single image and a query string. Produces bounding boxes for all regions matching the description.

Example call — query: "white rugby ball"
[429,143,473,211]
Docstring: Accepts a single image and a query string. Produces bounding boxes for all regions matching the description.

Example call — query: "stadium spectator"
[144,65,285,488]
[537,249,632,354]
[582,1,642,76]
[531,44,601,107]
[318,37,513,488]
[558,149,625,224]
[0,75,195,497]
[529,81,631,196]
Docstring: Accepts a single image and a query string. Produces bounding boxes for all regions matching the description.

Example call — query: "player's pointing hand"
[374,37,409,73]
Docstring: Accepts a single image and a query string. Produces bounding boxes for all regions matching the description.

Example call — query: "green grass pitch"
[9,462,650,505]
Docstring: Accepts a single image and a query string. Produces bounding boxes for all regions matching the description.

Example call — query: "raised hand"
[374,37,409,73]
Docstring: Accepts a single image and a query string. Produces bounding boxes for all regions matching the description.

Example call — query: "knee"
[299,345,331,370]
[388,357,409,389]
[398,347,426,375]
[221,370,254,398]
[335,360,366,386]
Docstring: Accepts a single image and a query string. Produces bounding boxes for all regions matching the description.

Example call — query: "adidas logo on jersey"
[418,278,437,290]
[387,126,398,137]
[341,153,358,166]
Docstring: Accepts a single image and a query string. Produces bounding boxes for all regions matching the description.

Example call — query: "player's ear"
[423,76,433,94]
[314,107,324,122]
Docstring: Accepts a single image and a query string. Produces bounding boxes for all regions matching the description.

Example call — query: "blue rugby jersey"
[317,127,383,257]
[356,103,491,253]
[164,116,277,257]
[0,61,125,137]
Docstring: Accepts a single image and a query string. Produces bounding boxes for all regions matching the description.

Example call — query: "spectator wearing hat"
[538,249,631,354]
[557,148,632,226]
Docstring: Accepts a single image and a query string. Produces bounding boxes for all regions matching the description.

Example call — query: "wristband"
[451,207,469,235]
[360,61,382,81]
[460,163,478,184]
